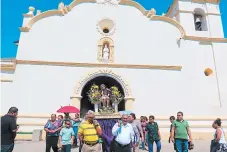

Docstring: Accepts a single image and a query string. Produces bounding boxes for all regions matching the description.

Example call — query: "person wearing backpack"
[170,111,193,152]
[211,118,227,152]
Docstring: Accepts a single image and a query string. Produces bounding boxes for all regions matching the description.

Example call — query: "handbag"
[210,139,220,152]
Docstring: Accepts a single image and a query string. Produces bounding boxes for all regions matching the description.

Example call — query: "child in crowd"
[59,120,75,152]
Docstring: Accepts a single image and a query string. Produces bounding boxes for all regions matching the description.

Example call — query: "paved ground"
[14,140,211,152]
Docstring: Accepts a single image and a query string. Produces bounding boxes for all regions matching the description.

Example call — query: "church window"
[97,18,115,36]
[194,8,208,31]
[103,28,109,34]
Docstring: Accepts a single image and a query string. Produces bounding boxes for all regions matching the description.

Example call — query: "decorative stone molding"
[97,18,116,36]
[151,15,186,38]
[58,2,68,15]
[175,10,220,16]
[36,10,41,16]
[96,0,121,5]
[192,0,220,3]
[0,79,13,82]
[73,69,133,97]
[97,37,114,63]
[119,0,148,15]
[184,36,227,43]
[71,69,134,110]
[0,59,16,72]
[23,6,35,17]
[147,8,156,18]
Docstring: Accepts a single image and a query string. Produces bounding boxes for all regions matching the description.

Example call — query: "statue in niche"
[100,84,111,108]
[102,43,110,63]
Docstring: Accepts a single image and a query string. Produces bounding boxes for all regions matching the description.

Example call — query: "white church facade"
[1,0,227,140]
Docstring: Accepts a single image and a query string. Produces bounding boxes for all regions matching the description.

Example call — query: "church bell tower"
[166,0,224,38]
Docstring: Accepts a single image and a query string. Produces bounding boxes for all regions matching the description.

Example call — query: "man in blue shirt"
[59,120,75,152]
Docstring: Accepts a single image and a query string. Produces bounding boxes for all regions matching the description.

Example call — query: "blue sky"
[1,0,227,58]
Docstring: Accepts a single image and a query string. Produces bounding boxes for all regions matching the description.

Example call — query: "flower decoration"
[110,86,124,104]
[87,84,124,105]
[87,84,101,104]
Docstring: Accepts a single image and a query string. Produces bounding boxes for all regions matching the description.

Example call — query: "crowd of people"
[1,107,227,152]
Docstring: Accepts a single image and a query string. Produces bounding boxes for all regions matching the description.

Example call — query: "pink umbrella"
[57,106,80,113]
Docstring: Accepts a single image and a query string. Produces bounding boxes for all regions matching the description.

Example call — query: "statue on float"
[87,84,124,114]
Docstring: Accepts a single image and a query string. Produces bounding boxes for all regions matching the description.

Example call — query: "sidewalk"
[14,140,211,152]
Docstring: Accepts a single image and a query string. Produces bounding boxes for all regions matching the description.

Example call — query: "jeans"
[1,144,14,152]
[175,139,188,152]
[62,144,71,152]
[148,140,161,152]
[141,142,145,150]
[73,126,78,145]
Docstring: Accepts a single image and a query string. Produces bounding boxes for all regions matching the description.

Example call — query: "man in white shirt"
[111,114,135,152]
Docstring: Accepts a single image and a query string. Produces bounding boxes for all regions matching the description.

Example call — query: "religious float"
[87,84,123,118]
[87,84,124,151]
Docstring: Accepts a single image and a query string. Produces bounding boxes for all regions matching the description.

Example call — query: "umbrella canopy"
[57,106,80,113]
[119,110,132,116]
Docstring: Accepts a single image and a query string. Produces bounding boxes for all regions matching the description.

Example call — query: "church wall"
[16,3,183,66]
[213,43,227,108]
[1,82,14,111]
[2,56,225,117]
[1,72,14,80]
[2,61,226,133]
[178,12,200,36]
[207,15,224,38]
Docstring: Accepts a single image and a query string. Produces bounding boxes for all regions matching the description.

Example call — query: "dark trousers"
[111,140,131,152]
[62,144,71,152]
[1,144,14,152]
[46,136,59,152]
[79,141,83,152]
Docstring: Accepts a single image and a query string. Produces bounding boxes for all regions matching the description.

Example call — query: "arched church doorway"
[80,76,125,117]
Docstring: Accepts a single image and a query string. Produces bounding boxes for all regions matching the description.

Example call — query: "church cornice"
[14,60,183,71]
[18,0,226,43]
[19,0,148,33]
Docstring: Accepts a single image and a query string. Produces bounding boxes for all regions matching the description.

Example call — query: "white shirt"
[112,123,135,145]
[214,128,226,144]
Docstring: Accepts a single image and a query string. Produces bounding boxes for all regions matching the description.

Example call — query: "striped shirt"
[78,121,101,142]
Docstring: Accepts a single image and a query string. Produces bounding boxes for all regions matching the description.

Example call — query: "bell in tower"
[195,15,202,31]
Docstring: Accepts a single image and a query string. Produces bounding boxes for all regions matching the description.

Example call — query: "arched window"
[194,8,208,31]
